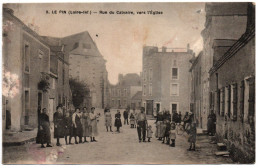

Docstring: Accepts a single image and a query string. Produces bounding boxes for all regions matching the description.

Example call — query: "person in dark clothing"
[123,109,129,125]
[183,112,190,129]
[64,112,73,145]
[136,107,147,142]
[163,110,171,122]
[172,111,179,123]
[207,110,216,136]
[72,108,83,144]
[178,111,182,123]
[39,108,52,148]
[114,110,122,132]
[54,106,65,146]
[162,119,171,144]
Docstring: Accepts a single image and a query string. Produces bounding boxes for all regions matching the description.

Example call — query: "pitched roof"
[131,91,142,100]
[61,31,103,58]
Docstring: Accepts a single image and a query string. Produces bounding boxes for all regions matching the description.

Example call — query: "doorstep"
[3,129,37,147]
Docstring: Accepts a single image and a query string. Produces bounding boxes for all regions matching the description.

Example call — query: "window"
[24,90,30,125]
[73,42,79,49]
[24,43,30,72]
[112,99,114,106]
[231,83,238,121]
[172,68,178,80]
[144,69,147,82]
[149,83,152,96]
[143,84,146,96]
[118,89,121,97]
[170,83,179,96]
[124,100,127,106]
[124,89,127,97]
[38,50,43,59]
[149,68,153,81]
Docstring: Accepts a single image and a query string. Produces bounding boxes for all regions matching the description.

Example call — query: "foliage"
[69,78,90,108]
[38,75,50,92]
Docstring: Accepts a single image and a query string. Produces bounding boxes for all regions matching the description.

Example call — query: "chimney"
[187,43,190,50]
[162,46,167,52]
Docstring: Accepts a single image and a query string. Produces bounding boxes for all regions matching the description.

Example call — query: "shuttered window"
[220,87,225,117]
[248,77,255,123]
[231,83,238,121]
[240,80,245,122]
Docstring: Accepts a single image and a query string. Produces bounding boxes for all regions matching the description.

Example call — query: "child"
[130,113,135,128]
[169,123,176,147]
[147,125,153,142]
[188,122,197,151]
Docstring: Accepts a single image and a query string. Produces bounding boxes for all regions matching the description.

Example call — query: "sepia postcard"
[1,2,255,165]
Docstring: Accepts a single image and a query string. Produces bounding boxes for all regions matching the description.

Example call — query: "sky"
[5,3,205,84]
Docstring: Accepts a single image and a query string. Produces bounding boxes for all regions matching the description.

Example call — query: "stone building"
[208,3,255,163]
[63,31,109,109]
[131,91,142,110]
[199,2,248,129]
[109,73,142,109]
[142,46,193,115]
[2,8,51,131]
[189,51,203,128]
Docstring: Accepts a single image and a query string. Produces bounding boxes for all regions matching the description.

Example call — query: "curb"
[3,137,36,147]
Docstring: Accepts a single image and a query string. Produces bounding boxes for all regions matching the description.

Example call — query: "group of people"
[37,105,100,148]
[154,110,197,150]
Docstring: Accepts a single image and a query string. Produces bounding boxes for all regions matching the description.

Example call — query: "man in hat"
[136,107,147,142]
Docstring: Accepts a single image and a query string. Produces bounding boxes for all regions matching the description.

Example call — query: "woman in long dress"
[39,108,52,148]
[54,106,65,146]
[114,110,122,133]
[104,108,113,132]
[82,107,91,142]
[89,107,99,142]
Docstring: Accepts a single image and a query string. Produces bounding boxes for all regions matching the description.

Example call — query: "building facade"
[109,73,142,109]
[63,31,109,109]
[189,52,203,128]
[3,8,50,131]
[208,3,255,163]
[142,46,193,115]
[199,2,248,129]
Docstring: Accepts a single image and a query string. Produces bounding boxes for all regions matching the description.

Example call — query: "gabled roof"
[131,91,142,100]
[61,31,103,58]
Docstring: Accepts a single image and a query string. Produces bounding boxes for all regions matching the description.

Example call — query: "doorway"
[146,100,153,115]
[171,103,177,114]
[156,103,160,113]
[37,92,42,126]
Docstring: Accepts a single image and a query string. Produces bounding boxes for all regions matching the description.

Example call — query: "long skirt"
[38,122,51,144]
[105,118,112,127]
[90,121,98,137]
[114,119,122,127]
[83,125,91,137]
[156,121,164,138]
[130,118,135,125]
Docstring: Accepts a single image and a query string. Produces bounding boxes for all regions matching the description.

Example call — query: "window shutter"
[221,87,225,116]
[217,89,220,115]
[248,77,255,122]
[232,83,238,121]
[240,80,245,123]
[227,85,231,118]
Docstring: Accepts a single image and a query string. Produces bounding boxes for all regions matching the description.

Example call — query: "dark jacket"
[54,112,64,138]
[114,113,122,127]
[38,113,51,144]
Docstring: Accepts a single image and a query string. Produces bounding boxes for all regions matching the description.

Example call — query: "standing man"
[123,109,129,125]
[136,107,147,143]
[54,106,65,146]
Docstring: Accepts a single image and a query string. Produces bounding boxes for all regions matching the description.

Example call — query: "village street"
[3,108,233,164]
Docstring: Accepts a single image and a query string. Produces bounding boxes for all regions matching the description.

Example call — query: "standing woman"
[155,111,164,140]
[72,108,83,144]
[82,107,91,143]
[104,108,113,132]
[54,106,65,146]
[114,110,122,133]
[39,108,52,148]
[89,107,99,142]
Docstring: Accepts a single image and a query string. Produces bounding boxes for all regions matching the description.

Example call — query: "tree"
[69,78,90,108]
